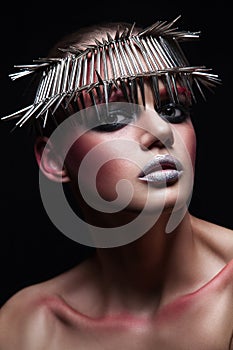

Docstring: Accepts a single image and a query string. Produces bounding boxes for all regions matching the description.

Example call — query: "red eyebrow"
[109,89,125,102]
[177,86,191,96]
[159,85,191,97]
[107,84,191,103]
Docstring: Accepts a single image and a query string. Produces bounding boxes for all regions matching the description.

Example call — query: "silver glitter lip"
[138,154,183,185]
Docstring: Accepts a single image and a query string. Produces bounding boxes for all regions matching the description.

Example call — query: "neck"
[91,210,197,314]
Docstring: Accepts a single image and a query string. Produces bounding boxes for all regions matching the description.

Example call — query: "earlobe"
[34,136,71,183]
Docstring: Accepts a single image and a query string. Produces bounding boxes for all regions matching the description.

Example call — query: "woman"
[0,16,233,349]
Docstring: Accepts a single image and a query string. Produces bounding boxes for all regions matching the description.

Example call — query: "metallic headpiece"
[1,16,220,132]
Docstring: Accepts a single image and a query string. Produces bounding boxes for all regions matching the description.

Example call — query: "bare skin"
[1,28,232,349]
[1,85,232,349]
[0,214,233,350]
[1,83,232,349]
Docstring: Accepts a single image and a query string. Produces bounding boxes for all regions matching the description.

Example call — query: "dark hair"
[47,21,141,57]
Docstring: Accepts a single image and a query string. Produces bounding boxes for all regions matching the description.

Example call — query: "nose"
[138,109,174,150]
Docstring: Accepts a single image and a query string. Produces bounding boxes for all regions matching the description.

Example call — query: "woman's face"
[62,80,196,216]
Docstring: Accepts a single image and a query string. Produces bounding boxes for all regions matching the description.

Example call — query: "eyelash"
[92,107,138,132]
[92,102,191,132]
[157,102,191,124]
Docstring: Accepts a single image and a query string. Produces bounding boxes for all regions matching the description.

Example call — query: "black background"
[0,2,232,307]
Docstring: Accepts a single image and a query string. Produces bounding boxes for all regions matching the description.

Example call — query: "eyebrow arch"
[159,85,191,97]
[176,86,191,96]
[95,82,192,109]
[109,89,125,102]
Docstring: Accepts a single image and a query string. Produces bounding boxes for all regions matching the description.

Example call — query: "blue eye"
[157,103,191,123]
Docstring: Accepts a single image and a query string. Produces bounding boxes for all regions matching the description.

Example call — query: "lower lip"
[138,169,183,186]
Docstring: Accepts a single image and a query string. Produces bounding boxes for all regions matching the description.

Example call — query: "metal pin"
[16,101,44,127]
[112,39,125,77]
[150,75,161,108]
[164,73,175,103]
[150,37,173,69]
[118,40,134,76]
[3,17,221,130]
[108,39,118,81]
[1,105,33,121]
[138,77,146,108]
[133,37,153,72]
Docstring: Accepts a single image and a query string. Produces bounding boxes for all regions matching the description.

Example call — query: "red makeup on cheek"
[64,134,95,174]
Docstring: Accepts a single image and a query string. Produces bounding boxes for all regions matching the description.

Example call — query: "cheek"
[185,128,196,166]
[174,122,196,167]
[64,133,135,201]
[64,133,101,176]
[96,159,133,200]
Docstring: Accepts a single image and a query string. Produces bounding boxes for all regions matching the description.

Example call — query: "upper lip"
[138,154,183,177]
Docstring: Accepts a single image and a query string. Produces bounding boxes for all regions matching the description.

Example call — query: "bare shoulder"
[191,214,233,262]
[0,283,61,350]
[0,260,96,350]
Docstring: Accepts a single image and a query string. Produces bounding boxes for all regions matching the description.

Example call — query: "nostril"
[147,139,165,150]
[140,137,168,151]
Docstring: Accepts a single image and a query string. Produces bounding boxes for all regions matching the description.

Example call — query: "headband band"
[1,16,220,131]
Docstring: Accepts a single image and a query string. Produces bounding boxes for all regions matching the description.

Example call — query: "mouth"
[138,154,183,186]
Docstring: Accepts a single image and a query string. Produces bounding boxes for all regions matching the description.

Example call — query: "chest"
[48,292,233,350]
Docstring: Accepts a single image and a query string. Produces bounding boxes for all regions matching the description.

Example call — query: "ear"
[34,136,71,183]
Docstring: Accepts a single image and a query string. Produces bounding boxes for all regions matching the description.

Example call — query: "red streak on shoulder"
[155,259,233,323]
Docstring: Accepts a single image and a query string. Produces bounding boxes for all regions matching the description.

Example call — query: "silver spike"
[123,39,140,75]
[36,94,61,120]
[58,46,82,55]
[108,39,118,80]
[112,39,125,76]
[16,101,44,127]
[1,105,33,121]
[68,55,78,92]
[102,45,109,81]
[1,18,221,131]
[118,40,134,76]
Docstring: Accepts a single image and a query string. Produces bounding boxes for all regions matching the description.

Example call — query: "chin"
[127,186,192,215]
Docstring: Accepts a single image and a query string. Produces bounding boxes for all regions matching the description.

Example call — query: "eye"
[157,103,191,124]
[92,105,139,132]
